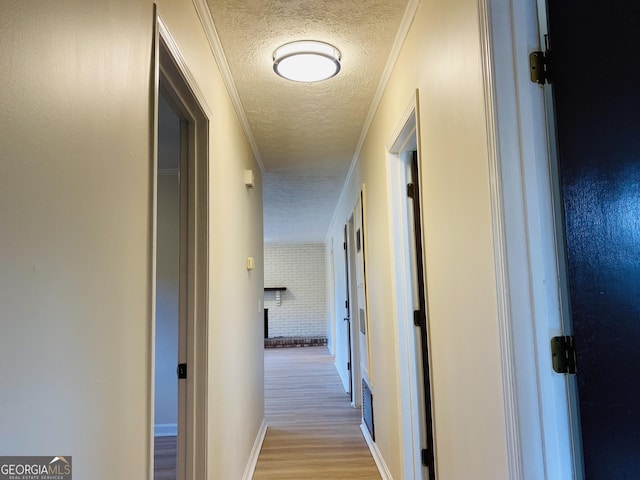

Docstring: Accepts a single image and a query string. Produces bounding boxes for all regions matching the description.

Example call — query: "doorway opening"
[345,214,363,408]
[151,17,209,480]
[154,90,182,479]
[341,225,353,403]
[387,93,435,480]
[349,190,375,441]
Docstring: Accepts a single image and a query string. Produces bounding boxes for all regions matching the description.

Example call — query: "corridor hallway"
[253,347,381,479]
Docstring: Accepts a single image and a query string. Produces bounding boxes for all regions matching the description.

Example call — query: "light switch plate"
[244,169,254,188]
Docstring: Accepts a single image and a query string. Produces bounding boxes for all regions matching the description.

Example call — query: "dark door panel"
[409,152,435,480]
[548,0,640,477]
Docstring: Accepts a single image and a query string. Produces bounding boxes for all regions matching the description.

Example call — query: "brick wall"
[264,244,326,337]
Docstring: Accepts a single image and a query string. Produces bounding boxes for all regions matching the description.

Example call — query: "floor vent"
[363,379,375,440]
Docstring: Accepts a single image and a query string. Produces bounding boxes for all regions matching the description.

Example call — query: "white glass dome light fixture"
[273,40,341,83]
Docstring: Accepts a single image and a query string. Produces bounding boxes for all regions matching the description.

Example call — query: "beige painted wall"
[326,0,509,478]
[0,0,264,479]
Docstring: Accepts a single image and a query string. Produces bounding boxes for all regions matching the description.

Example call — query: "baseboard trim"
[335,359,351,393]
[242,420,268,480]
[154,423,177,437]
[360,422,393,480]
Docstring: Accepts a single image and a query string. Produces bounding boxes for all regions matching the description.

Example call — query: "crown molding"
[326,0,421,242]
[192,0,266,174]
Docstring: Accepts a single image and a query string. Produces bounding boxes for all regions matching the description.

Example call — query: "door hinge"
[550,336,576,374]
[530,36,553,85]
[407,183,416,198]
[421,448,429,467]
[177,363,187,379]
[345,300,349,309]
[413,309,425,327]
[347,361,351,371]
[343,241,347,250]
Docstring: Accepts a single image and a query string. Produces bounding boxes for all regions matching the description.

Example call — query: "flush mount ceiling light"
[273,40,341,83]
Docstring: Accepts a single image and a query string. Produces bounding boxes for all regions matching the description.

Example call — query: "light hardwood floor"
[153,347,380,479]
[253,346,381,479]
[154,435,176,480]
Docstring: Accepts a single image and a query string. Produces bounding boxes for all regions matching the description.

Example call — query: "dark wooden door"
[548,1,640,477]
[408,152,435,480]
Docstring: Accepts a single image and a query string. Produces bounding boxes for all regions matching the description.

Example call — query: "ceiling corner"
[328,0,422,237]
[191,0,266,173]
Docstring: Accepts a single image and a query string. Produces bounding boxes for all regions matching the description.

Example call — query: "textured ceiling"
[205,0,410,244]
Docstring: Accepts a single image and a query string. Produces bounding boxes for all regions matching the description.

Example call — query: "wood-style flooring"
[154,435,176,480]
[153,346,380,479]
[253,346,381,479]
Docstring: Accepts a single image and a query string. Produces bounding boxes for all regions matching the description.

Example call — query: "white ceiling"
[205,0,411,244]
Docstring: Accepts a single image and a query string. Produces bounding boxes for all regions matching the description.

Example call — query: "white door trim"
[479,0,574,477]
[346,214,362,407]
[150,15,210,480]
[353,191,373,389]
[385,91,427,480]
